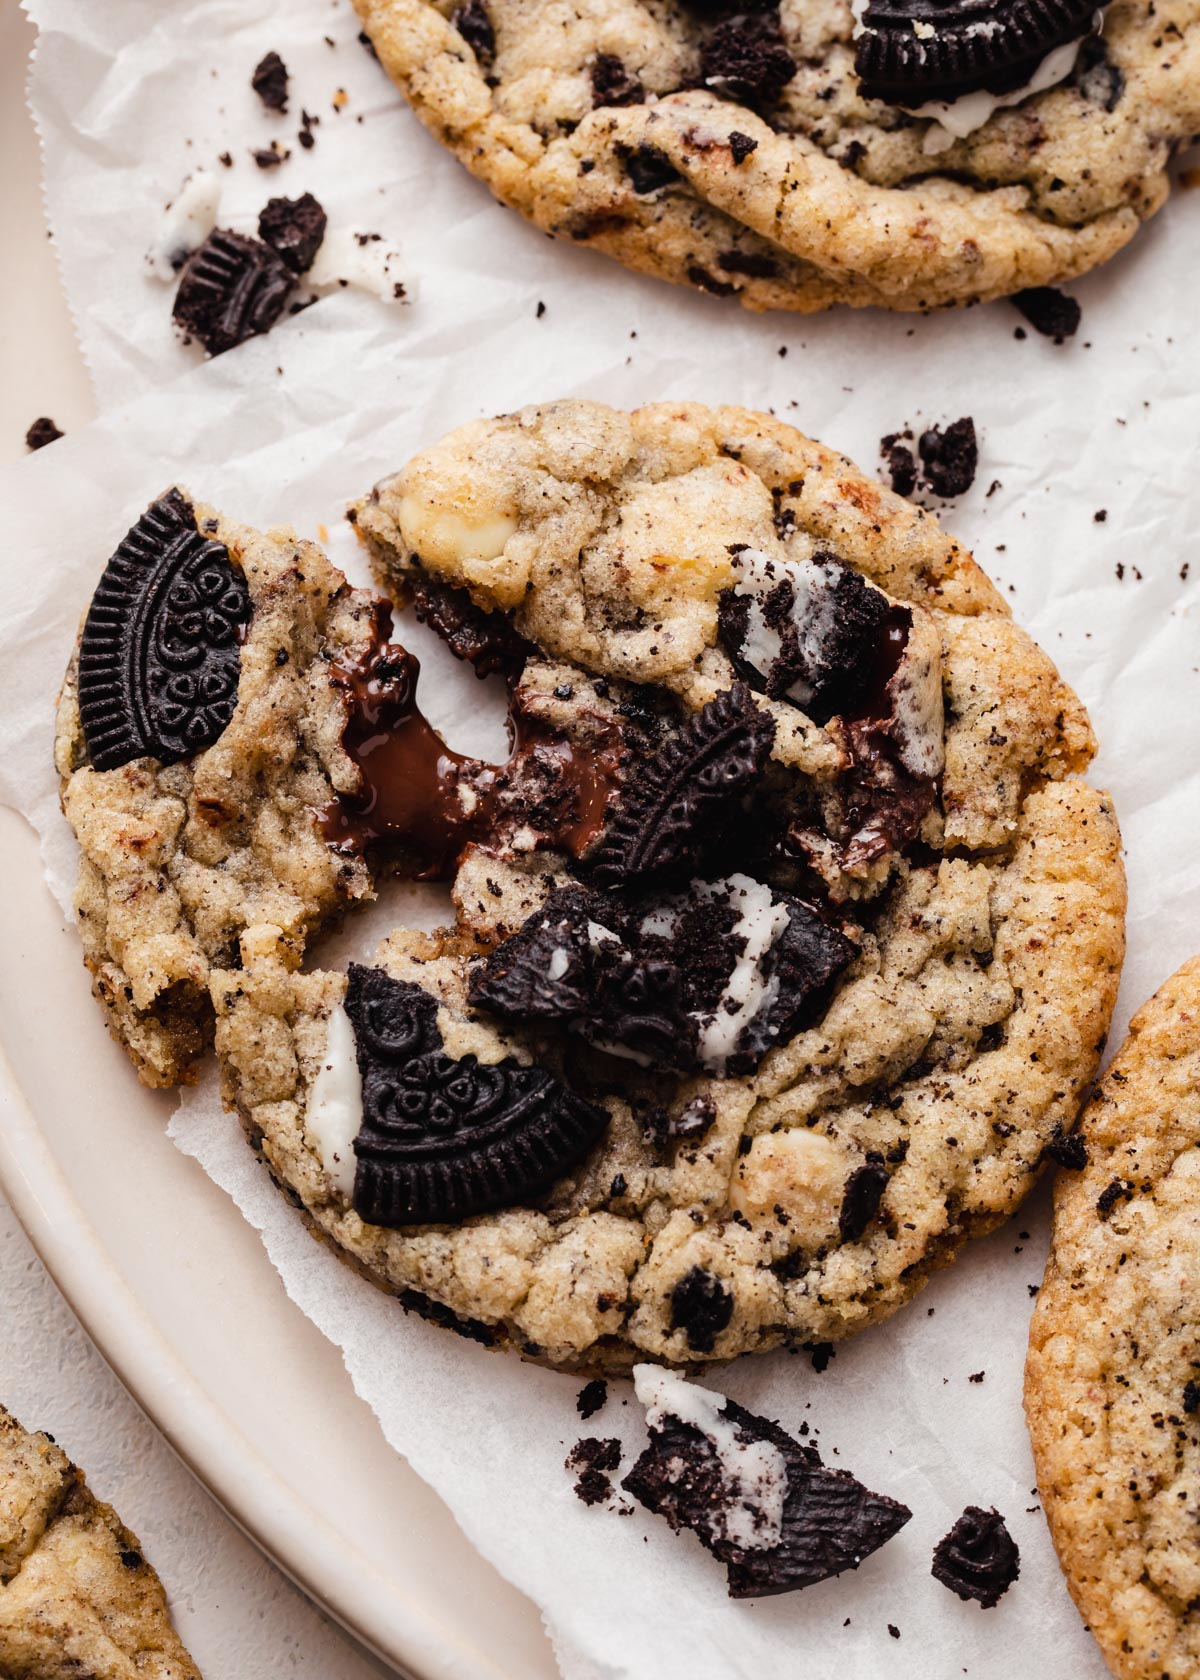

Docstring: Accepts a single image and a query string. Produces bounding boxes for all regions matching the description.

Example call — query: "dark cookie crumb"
[620,143,681,195]
[1045,1125,1088,1170]
[257,192,328,274]
[880,432,918,498]
[917,417,978,499]
[1013,287,1081,343]
[567,1436,622,1506]
[805,1342,835,1373]
[670,1266,733,1353]
[251,51,289,112]
[1097,1177,1134,1218]
[1183,1381,1200,1414]
[577,1379,609,1420]
[701,12,797,108]
[172,229,293,355]
[931,1506,1020,1608]
[591,52,644,108]
[252,143,290,169]
[25,417,63,451]
[838,1157,889,1242]
[452,0,496,67]
[728,130,758,164]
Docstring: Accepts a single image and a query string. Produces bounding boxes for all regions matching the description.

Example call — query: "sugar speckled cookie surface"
[208,399,1125,1374]
[0,1405,199,1679]
[351,0,1200,312]
[1026,956,1200,1680]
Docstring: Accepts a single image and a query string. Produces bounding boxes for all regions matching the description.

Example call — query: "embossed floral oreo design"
[77,489,250,771]
[344,963,610,1226]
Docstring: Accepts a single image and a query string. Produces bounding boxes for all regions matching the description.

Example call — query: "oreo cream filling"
[306,1003,363,1197]
[726,550,845,712]
[692,876,789,1071]
[632,1365,788,1552]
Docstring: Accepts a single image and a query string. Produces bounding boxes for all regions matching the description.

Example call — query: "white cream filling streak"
[305,1002,363,1199]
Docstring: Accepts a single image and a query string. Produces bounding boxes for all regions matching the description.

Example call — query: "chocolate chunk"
[406,568,531,677]
[728,131,758,164]
[591,53,644,108]
[624,1388,911,1598]
[701,13,797,107]
[251,50,289,112]
[1013,287,1082,343]
[855,0,1098,107]
[591,684,775,887]
[172,229,293,356]
[345,964,610,1226]
[917,417,977,499]
[621,143,680,195]
[577,1379,609,1419]
[1045,1125,1088,1170]
[1183,1381,1200,1415]
[1097,1177,1134,1218]
[881,432,919,498]
[670,1267,734,1353]
[257,193,328,274]
[77,489,250,771]
[838,1157,890,1242]
[717,551,893,724]
[25,416,62,451]
[1072,37,1124,110]
[469,877,853,1077]
[451,0,495,66]
[931,1506,1020,1608]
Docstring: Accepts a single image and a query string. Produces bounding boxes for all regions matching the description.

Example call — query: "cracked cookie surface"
[351,0,1200,311]
[209,399,1125,1373]
[0,1406,199,1679]
[1026,956,1200,1680]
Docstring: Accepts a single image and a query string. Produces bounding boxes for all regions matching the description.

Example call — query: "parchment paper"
[12,0,1200,1674]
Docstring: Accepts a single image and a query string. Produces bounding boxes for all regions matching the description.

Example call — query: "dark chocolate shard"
[917,417,977,499]
[406,567,532,678]
[670,1266,734,1353]
[468,877,854,1077]
[77,489,250,771]
[931,1506,1020,1608]
[251,50,289,112]
[451,0,495,66]
[257,192,328,274]
[701,12,797,107]
[172,229,294,356]
[855,0,1099,107]
[590,684,775,887]
[345,964,610,1226]
[838,1156,890,1242]
[591,53,645,108]
[1012,286,1082,343]
[1045,1125,1088,1170]
[717,551,893,725]
[624,1384,912,1598]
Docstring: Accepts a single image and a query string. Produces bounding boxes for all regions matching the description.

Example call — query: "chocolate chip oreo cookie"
[351,0,1200,311]
[203,399,1124,1372]
[1026,956,1200,1679]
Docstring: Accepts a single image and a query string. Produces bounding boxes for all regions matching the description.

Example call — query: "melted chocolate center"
[318,604,620,879]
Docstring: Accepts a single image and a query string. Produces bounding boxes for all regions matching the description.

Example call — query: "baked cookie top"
[1026,956,1200,1680]
[0,1405,199,1679]
[351,0,1200,312]
[205,399,1124,1373]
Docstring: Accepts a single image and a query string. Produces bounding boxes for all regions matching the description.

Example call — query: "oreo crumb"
[1013,287,1081,342]
[1094,509,1108,523]
[888,1625,900,1639]
[591,52,644,108]
[728,130,758,164]
[670,1266,733,1353]
[932,1506,1020,1608]
[968,1371,985,1384]
[257,193,327,274]
[1097,1177,1134,1218]
[806,1342,835,1373]
[701,13,797,108]
[252,142,289,169]
[838,1159,889,1242]
[251,51,289,112]
[452,0,496,67]
[917,417,978,498]
[620,143,680,195]
[1183,1381,1200,1414]
[25,417,63,451]
[881,432,918,498]
[1045,1125,1088,1170]
[567,1436,622,1506]
[577,1379,608,1420]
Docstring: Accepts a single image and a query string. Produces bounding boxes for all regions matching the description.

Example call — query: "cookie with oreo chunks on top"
[349,0,1194,313]
[193,398,1124,1376]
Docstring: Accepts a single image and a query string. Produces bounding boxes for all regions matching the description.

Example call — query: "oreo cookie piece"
[591,53,645,109]
[855,0,1101,108]
[717,551,894,725]
[77,489,250,772]
[345,964,610,1226]
[590,683,775,887]
[931,1506,1020,1607]
[257,193,328,275]
[1013,286,1082,342]
[625,1366,912,1597]
[701,12,797,108]
[251,50,289,112]
[468,876,854,1077]
[172,229,294,356]
[451,0,496,66]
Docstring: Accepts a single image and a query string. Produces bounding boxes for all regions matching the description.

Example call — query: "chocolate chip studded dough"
[351,0,1200,312]
[1026,957,1200,1680]
[0,1405,200,1679]
[210,399,1126,1374]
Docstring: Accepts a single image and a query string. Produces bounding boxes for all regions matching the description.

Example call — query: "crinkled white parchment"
[11,0,1200,1674]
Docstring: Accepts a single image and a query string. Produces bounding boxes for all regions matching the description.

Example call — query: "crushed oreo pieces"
[576,1379,609,1420]
[931,1506,1020,1608]
[701,12,797,108]
[1045,1125,1088,1170]
[624,1377,911,1598]
[567,1437,622,1506]
[670,1266,734,1353]
[620,143,680,195]
[251,50,289,112]
[25,417,63,451]
[452,0,496,66]
[1013,287,1081,342]
[172,228,294,356]
[882,420,977,500]
[258,193,328,274]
